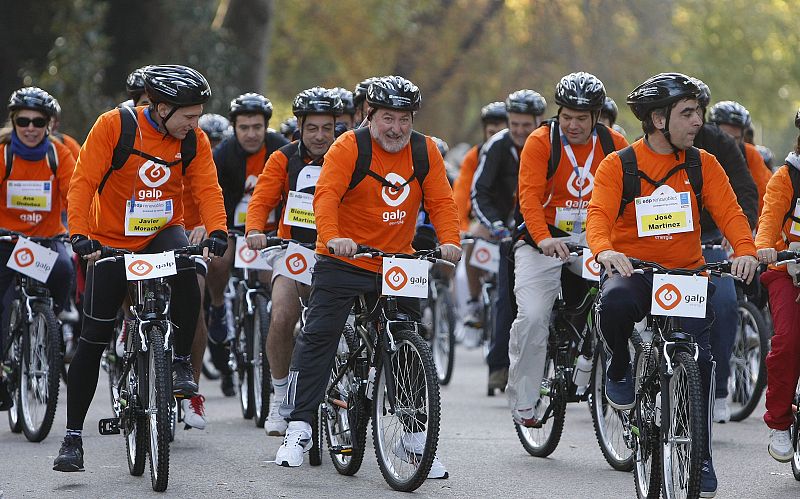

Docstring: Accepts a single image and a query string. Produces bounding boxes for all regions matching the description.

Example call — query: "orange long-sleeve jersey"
[314,130,461,273]
[60,133,82,160]
[519,125,628,244]
[0,140,75,236]
[68,107,227,251]
[587,138,756,269]
[755,165,800,264]
[743,142,772,217]
[452,145,479,231]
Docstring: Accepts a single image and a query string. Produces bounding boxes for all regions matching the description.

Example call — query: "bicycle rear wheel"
[19,303,61,442]
[431,282,456,385]
[236,307,255,420]
[590,347,634,471]
[661,351,704,499]
[792,388,800,481]
[253,293,272,428]
[728,300,769,422]
[633,343,661,499]
[372,329,440,492]
[515,352,565,458]
[145,327,171,492]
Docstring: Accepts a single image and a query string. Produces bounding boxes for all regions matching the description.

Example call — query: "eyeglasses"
[15,117,49,128]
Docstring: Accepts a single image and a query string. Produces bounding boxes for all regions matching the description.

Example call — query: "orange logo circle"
[127,260,154,277]
[654,283,682,310]
[286,253,308,275]
[13,248,34,268]
[384,266,408,291]
[238,244,257,264]
[584,255,601,277]
[475,247,491,264]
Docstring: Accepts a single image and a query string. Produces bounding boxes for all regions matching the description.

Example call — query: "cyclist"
[587,73,758,498]
[598,96,626,136]
[245,87,342,436]
[757,144,775,172]
[49,98,82,160]
[199,113,231,149]
[54,65,228,472]
[352,76,381,125]
[753,109,800,462]
[0,87,76,410]
[206,92,289,396]
[279,116,298,141]
[123,67,151,108]
[511,72,627,427]
[331,87,356,130]
[274,76,461,476]
[472,89,546,390]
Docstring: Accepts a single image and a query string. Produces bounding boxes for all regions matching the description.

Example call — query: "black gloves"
[70,234,101,257]
[202,230,229,257]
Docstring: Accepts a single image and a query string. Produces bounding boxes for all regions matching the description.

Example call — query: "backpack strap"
[617,146,640,218]
[683,146,703,215]
[3,145,12,182]
[98,107,138,195]
[349,127,373,190]
[46,142,58,175]
[782,164,800,226]
[546,120,560,180]
[595,123,616,157]
[409,130,429,186]
[180,129,196,175]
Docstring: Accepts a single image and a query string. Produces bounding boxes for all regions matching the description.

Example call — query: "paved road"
[1,345,798,498]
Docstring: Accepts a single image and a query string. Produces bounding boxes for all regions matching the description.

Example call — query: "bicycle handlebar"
[353,245,455,268]
[0,230,69,244]
[628,258,741,281]
[95,245,204,265]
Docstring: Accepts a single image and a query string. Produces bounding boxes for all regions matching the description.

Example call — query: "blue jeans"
[703,246,737,399]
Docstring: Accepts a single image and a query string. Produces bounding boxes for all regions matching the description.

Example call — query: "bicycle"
[1,230,66,442]
[422,262,456,385]
[97,244,203,492]
[318,246,447,492]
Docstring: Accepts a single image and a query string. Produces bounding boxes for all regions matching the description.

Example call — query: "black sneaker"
[221,373,236,397]
[53,435,84,472]
[172,358,198,397]
[700,458,717,498]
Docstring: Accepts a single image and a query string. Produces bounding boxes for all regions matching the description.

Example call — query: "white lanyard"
[559,129,597,199]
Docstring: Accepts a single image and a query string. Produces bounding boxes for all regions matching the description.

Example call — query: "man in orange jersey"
[273,76,460,476]
[54,65,228,473]
[510,72,627,428]
[205,92,289,397]
[245,87,343,436]
[587,73,758,498]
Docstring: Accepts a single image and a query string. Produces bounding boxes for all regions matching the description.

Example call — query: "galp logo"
[654,283,681,310]
[286,253,308,275]
[238,244,257,264]
[138,160,171,188]
[475,247,491,264]
[584,255,601,277]
[13,248,35,268]
[381,172,411,207]
[127,260,154,277]
[566,169,594,198]
[384,266,408,291]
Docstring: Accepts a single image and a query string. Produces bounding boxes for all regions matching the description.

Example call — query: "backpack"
[616,145,703,218]
[3,141,58,181]
[540,119,616,180]
[97,106,197,195]
[348,126,429,191]
[781,163,800,227]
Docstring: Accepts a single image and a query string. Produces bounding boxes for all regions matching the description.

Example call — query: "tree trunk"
[221,0,273,93]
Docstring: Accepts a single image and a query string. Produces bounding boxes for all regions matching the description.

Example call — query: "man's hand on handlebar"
[538,237,570,261]
[246,231,267,251]
[188,225,207,245]
[71,234,102,263]
[731,255,758,284]
[757,247,777,265]
[327,238,358,257]
[596,249,633,277]
[438,243,462,264]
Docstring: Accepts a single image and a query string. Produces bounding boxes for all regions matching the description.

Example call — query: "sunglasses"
[15,117,49,128]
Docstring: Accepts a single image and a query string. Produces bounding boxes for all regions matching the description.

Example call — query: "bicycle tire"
[515,351,565,458]
[372,329,440,492]
[792,389,800,481]
[20,303,61,442]
[145,326,171,492]
[661,351,705,499]
[324,324,368,476]
[7,385,22,433]
[253,293,272,428]
[309,405,322,466]
[6,325,22,434]
[728,300,769,422]
[125,335,147,477]
[632,342,661,499]
[431,282,456,385]
[236,302,255,420]
[589,347,634,471]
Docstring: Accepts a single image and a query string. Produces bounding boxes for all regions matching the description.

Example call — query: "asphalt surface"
[1,344,798,498]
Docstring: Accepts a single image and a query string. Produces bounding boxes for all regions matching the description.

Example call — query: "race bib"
[469,239,500,273]
[283,191,315,229]
[6,237,58,283]
[635,185,694,237]
[124,199,173,236]
[234,194,250,228]
[651,274,708,318]
[381,257,428,298]
[554,207,586,234]
[275,242,316,285]
[790,199,800,237]
[581,248,601,282]
[6,180,52,212]
[124,251,177,281]
[233,235,271,270]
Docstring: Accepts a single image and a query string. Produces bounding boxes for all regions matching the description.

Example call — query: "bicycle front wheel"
[19,303,61,442]
[633,342,661,499]
[728,300,769,422]
[125,343,147,476]
[792,387,800,481]
[253,293,272,428]
[6,328,22,434]
[145,327,171,492]
[372,329,440,492]
[590,347,634,471]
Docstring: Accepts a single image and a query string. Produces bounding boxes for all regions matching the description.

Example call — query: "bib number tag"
[554,207,586,234]
[581,248,601,282]
[651,274,708,318]
[7,180,52,212]
[124,199,173,236]
[381,257,428,298]
[233,235,271,270]
[234,194,250,228]
[790,199,800,236]
[275,242,316,285]
[7,237,58,283]
[635,185,694,237]
[124,251,177,281]
[468,239,500,273]
[283,191,315,229]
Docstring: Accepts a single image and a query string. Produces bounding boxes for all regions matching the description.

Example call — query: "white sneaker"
[182,395,207,430]
[712,397,730,423]
[265,397,288,436]
[392,431,449,479]
[461,325,483,349]
[768,429,793,462]
[275,421,312,467]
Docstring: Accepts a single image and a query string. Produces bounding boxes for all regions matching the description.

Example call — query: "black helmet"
[794,108,800,129]
[354,77,381,106]
[367,75,421,112]
[756,145,774,168]
[280,116,298,138]
[431,136,449,158]
[480,101,508,123]
[229,92,273,121]
[331,87,355,115]
[198,113,230,141]
[626,73,700,121]
[143,65,211,107]
[690,77,711,108]
[601,97,618,122]
[554,72,606,111]
[292,87,344,117]
[505,89,547,116]
[126,67,147,99]
[709,100,751,128]
[51,98,61,120]
[8,86,57,118]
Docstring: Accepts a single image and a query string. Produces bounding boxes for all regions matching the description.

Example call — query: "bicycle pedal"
[98,417,121,435]
[330,445,353,455]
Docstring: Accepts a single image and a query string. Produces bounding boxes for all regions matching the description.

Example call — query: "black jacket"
[471,129,521,228]
[213,132,289,228]
[694,122,758,238]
